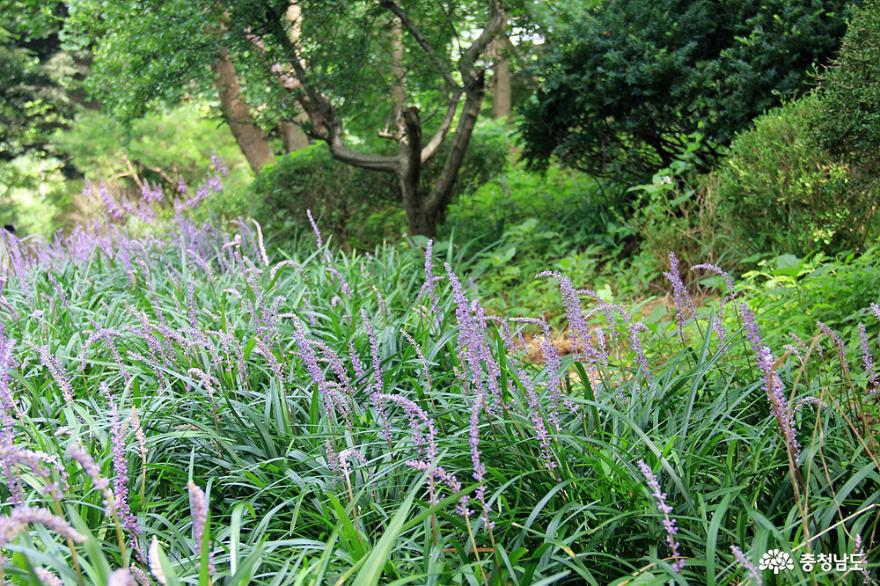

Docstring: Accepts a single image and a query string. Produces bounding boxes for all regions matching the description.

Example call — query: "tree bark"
[279,2,311,153]
[491,36,512,119]
[279,120,309,152]
[213,51,274,173]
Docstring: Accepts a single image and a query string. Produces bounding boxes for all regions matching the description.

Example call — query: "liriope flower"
[362,311,391,441]
[858,323,878,393]
[187,481,210,568]
[739,303,800,462]
[691,262,735,340]
[149,537,167,585]
[108,569,137,586]
[663,252,695,337]
[37,345,74,405]
[102,384,140,538]
[637,460,684,573]
[0,506,85,550]
[730,545,762,585]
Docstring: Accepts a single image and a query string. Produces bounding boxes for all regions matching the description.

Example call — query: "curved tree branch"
[260,8,399,173]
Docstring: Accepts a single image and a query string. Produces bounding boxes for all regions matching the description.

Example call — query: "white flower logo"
[759,549,794,574]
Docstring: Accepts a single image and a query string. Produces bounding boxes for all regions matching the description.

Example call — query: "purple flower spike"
[627,321,651,378]
[740,304,800,462]
[361,311,392,442]
[663,253,695,336]
[102,384,140,539]
[637,460,685,573]
[0,506,85,549]
[858,323,878,393]
[690,263,735,340]
[730,545,762,586]
[536,271,599,367]
[188,481,211,573]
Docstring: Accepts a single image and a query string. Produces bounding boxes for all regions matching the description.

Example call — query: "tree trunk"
[491,36,512,119]
[213,51,274,173]
[400,107,435,235]
[279,120,309,152]
[279,2,311,153]
[390,17,407,135]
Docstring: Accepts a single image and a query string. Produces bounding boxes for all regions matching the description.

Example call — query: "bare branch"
[459,0,506,80]
[426,73,486,216]
[420,89,461,163]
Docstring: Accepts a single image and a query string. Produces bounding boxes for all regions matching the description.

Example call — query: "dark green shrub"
[519,0,852,182]
[251,122,509,248]
[811,0,880,173]
[704,96,875,257]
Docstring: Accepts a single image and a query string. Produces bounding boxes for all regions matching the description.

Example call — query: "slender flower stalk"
[187,281,197,329]
[730,545,762,585]
[361,311,391,441]
[306,209,351,295]
[691,263,735,340]
[401,330,432,389]
[469,383,491,530]
[663,252,695,337]
[0,335,22,503]
[292,316,350,424]
[349,341,365,379]
[637,460,684,573]
[188,481,212,573]
[817,320,853,384]
[740,304,800,462]
[628,321,651,378]
[446,265,503,412]
[0,506,85,550]
[109,569,137,586]
[537,271,599,367]
[420,239,442,325]
[858,323,878,393]
[38,345,74,404]
[67,443,115,514]
[34,568,64,586]
[149,537,167,585]
[102,384,140,540]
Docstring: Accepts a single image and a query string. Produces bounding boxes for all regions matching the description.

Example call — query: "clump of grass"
[0,199,876,584]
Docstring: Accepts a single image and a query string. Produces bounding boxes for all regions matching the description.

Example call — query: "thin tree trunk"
[213,51,274,173]
[279,2,311,153]
[279,120,309,152]
[491,36,512,119]
[390,17,407,136]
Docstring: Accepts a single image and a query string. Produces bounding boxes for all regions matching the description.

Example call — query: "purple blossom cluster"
[730,545,762,585]
[858,323,878,393]
[637,460,685,573]
[537,271,600,367]
[739,304,800,462]
[102,383,141,539]
[663,252,695,337]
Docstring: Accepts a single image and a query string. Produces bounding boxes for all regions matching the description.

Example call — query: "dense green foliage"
[0,212,878,584]
[251,123,509,248]
[0,1,83,163]
[811,0,880,173]
[519,0,852,181]
[705,97,868,257]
